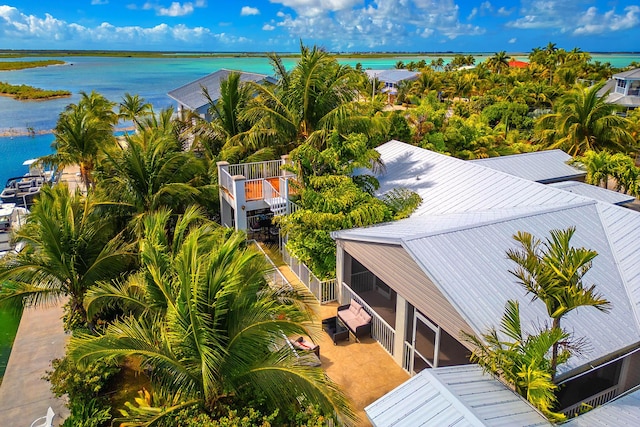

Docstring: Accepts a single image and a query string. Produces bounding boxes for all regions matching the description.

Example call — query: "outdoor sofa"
[337,299,372,340]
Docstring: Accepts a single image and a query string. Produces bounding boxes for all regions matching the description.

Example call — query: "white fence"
[229,159,283,180]
[341,282,395,356]
[281,245,337,304]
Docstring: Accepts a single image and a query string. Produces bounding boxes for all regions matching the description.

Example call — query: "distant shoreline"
[0,126,135,138]
[0,49,639,59]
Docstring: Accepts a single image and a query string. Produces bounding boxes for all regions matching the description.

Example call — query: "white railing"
[561,385,620,418]
[228,159,283,180]
[263,178,281,201]
[248,240,293,293]
[342,282,395,356]
[402,341,412,372]
[219,168,235,198]
[281,245,337,304]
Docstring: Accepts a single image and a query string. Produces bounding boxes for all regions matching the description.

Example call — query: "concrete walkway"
[0,166,80,426]
[0,301,69,426]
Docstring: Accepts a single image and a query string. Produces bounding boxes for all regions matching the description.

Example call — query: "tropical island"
[0,60,70,100]
[0,81,70,100]
[1,42,640,426]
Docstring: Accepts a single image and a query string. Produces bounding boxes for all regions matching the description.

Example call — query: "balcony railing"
[219,168,235,199]
[561,385,620,418]
[342,282,395,356]
[228,159,284,180]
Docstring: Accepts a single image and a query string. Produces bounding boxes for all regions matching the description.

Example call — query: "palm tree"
[506,227,611,378]
[463,300,568,422]
[97,124,208,227]
[46,103,116,191]
[535,82,635,156]
[0,185,134,329]
[486,51,510,74]
[242,43,367,154]
[573,150,613,188]
[68,218,355,425]
[118,93,153,128]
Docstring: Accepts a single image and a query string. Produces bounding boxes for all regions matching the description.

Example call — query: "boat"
[0,203,28,257]
[0,158,56,209]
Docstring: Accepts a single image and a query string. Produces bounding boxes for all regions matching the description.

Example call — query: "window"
[616,79,627,94]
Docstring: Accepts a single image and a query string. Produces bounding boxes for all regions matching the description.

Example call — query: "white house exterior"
[168,69,274,121]
[331,140,640,416]
[597,68,640,110]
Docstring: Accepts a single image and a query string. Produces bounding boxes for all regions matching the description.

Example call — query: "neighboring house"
[365,69,420,97]
[597,68,640,110]
[508,59,529,69]
[168,69,274,121]
[331,140,640,417]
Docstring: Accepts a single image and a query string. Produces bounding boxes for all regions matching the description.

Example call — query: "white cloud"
[91,0,109,5]
[506,1,640,36]
[262,23,275,30]
[241,6,260,16]
[0,6,250,49]
[574,6,640,35]
[508,37,516,43]
[158,2,194,16]
[496,7,511,17]
[272,0,485,50]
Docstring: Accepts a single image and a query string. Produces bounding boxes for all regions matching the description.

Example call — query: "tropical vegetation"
[1,41,639,425]
[465,227,610,421]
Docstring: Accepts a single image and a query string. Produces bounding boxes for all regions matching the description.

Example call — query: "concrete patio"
[315,303,409,426]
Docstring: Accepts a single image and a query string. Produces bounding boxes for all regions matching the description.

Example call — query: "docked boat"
[0,203,28,257]
[0,158,56,209]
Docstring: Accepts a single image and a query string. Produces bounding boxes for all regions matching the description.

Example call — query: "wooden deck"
[245,177,280,201]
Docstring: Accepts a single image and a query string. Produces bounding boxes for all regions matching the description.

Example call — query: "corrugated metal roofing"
[365,69,420,84]
[337,140,640,376]
[167,69,270,111]
[564,387,640,426]
[366,141,588,217]
[613,68,640,79]
[549,181,636,205]
[469,150,585,183]
[365,365,551,427]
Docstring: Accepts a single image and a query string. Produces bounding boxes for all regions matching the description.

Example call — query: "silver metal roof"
[613,68,640,80]
[469,150,585,183]
[365,365,551,427]
[363,140,588,218]
[167,69,271,112]
[338,141,640,376]
[365,69,420,84]
[564,387,640,426]
[549,181,636,205]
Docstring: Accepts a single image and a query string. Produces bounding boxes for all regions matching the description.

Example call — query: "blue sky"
[1,1,639,52]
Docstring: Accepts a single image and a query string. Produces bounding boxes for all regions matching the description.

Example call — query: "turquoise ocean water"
[0,52,638,377]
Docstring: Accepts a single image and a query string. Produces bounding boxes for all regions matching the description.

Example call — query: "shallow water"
[0,53,637,134]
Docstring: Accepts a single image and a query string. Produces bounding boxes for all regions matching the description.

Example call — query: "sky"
[0,1,639,53]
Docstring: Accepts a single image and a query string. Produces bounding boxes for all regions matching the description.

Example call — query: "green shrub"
[62,398,111,427]
[45,355,120,403]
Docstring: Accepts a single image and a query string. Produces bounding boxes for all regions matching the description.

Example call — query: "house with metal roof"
[365,365,551,427]
[597,68,640,110]
[331,140,640,418]
[365,69,420,100]
[167,69,274,121]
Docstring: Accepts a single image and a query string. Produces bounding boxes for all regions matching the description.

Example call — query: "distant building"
[598,68,640,110]
[168,69,275,121]
[508,59,529,68]
[365,69,420,101]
